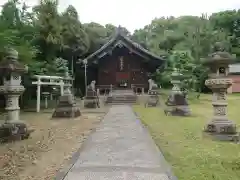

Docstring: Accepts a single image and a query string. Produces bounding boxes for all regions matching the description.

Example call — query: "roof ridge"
[84,29,164,63]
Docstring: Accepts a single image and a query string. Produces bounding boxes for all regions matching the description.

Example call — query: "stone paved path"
[63,105,176,180]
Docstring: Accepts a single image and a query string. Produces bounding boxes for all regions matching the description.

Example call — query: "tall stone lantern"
[203,42,238,141]
[0,48,31,142]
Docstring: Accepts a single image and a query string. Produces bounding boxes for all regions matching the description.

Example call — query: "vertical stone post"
[42,92,50,109]
[203,42,238,141]
[97,88,100,96]
[60,79,64,96]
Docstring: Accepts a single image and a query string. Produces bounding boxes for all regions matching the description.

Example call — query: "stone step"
[106,101,137,104]
[111,98,137,101]
[107,98,137,101]
[106,98,137,105]
[106,103,138,105]
[105,92,138,105]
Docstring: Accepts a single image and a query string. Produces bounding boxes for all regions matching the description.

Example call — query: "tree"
[32,0,63,62]
[210,10,240,58]
[0,0,37,64]
[60,5,90,60]
[132,14,233,93]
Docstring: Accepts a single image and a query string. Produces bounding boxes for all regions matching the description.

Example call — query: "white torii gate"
[32,75,66,112]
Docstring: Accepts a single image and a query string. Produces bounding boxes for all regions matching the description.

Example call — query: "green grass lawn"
[134,93,240,180]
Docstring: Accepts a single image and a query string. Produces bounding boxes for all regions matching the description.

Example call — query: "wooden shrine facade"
[84,28,165,92]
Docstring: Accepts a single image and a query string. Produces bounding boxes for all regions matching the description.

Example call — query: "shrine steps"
[106,95,137,104]
[105,89,137,105]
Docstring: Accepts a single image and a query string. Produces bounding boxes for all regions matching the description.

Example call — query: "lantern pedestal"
[203,78,238,141]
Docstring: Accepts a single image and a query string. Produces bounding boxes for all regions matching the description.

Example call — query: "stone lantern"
[203,42,238,141]
[0,48,31,142]
[164,68,190,116]
[42,92,50,109]
[170,68,182,93]
[52,66,81,118]
[63,67,72,94]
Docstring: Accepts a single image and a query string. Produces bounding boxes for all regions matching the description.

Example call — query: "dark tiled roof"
[84,27,165,65]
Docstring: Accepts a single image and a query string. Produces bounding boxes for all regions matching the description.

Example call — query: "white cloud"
[1,0,239,32]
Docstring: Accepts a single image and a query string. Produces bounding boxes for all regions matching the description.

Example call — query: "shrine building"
[84,28,165,93]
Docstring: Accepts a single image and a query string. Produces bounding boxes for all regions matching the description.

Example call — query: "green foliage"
[32,0,63,62]
[83,22,112,54]
[60,5,90,58]
[133,13,240,93]
[0,0,239,94]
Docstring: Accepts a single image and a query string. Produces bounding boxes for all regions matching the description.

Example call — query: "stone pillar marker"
[164,68,190,116]
[203,42,238,141]
[84,80,100,108]
[42,92,50,109]
[0,48,32,142]
[145,79,160,107]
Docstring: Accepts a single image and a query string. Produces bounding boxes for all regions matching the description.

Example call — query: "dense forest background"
[0,0,240,94]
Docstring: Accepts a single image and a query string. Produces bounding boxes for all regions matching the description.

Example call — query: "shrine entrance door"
[116,72,130,88]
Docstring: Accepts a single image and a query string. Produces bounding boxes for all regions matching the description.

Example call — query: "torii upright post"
[32,75,65,112]
[36,77,41,113]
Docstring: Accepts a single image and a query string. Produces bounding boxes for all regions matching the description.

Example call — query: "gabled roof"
[84,27,165,66]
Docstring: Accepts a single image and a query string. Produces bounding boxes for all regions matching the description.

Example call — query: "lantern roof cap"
[202,42,236,65]
[0,48,27,74]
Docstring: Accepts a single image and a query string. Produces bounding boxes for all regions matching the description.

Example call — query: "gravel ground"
[0,112,104,180]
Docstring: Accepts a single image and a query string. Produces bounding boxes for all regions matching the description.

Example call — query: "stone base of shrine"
[203,132,240,143]
[0,120,34,143]
[164,92,191,116]
[52,93,81,118]
[52,106,81,118]
[203,119,239,142]
[84,98,100,108]
[164,105,191,116]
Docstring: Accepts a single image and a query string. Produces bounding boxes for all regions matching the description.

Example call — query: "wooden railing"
[96,84,149,96]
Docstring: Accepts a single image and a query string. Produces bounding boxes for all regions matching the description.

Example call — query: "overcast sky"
[1,0,240,32]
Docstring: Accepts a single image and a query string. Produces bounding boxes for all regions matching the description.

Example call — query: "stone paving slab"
[63,105,177,180]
